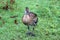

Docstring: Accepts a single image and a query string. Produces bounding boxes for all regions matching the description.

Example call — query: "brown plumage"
[22,7,38,31]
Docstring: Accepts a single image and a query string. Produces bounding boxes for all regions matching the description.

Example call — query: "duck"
[22,7,38,31]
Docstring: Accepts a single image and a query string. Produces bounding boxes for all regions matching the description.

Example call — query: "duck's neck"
[25,7,30,15]
[25,11,30,15]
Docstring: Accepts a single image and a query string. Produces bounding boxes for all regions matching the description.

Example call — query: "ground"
[0,0,60,40]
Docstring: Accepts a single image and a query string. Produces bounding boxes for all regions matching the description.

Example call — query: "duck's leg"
[32,22,36,31]
[33,27,34,31]
[28,25,30,30]
[26,25,35,36]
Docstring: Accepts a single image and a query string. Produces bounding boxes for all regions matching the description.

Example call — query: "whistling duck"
[22,7,38,31]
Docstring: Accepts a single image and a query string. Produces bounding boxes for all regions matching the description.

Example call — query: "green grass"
[0,0,60,40]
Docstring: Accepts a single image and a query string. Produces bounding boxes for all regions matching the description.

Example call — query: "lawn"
[0,0,60,40]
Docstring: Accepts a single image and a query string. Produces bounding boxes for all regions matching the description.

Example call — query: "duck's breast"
[22,15,32,25]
